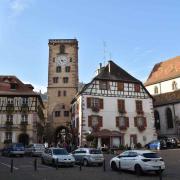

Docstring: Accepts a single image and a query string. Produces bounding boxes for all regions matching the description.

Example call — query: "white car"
[41,148,75,166]
[110,150,165,175]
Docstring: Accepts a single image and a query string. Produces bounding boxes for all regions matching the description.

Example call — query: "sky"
[0,0,180,93]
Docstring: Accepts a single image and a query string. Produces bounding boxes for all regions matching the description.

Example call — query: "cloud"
[9,0,32,16]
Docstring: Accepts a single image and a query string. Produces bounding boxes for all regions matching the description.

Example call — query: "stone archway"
[18,133,29,146]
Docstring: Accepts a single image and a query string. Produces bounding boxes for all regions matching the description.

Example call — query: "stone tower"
[47,39,78,132]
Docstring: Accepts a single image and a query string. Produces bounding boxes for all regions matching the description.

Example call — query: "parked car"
[72,148,104,166]
[110,150,165,175]
[2,143,25,157]
[164,137,177,148]
[41,148,75,167]
[145,140,167,150]
[25,144,45,156]
[173,137,180,148]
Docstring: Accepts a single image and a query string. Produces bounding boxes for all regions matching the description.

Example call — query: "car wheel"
[83,159,88,166]
[135,164,142,176]
[111,161,118,171]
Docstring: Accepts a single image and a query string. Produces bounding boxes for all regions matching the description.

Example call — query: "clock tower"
[47,39,78,133]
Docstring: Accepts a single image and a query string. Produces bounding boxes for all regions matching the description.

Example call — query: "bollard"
[10,159,13,173]
[103,159,106,172]
[119,161,121,173]
[159,166,162,180]
[34,158,37,171]
[56,158,58,170]
[79,160,82,171]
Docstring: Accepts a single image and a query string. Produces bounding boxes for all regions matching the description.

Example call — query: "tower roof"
[145,56,180,86]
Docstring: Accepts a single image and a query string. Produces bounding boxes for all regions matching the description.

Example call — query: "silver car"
[41,148,75,166]
[72,148,104,166]
[25,144,45,156]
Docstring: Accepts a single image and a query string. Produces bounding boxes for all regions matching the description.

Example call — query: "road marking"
[0,162,19,170]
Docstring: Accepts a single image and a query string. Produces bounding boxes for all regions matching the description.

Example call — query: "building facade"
[0,76,44,148]
[71,61,156,148]
[47,39,79,142]
[145,56,180,138]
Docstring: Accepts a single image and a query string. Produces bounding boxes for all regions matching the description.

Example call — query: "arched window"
[166,108,174,129]
[154,110,160,130]
[154,86,158,94]
[172,81,178,90]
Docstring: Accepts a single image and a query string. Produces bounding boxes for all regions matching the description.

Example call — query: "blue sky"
[0,0,180,93]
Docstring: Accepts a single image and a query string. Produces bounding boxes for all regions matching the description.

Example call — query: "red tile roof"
[145,56,180,86]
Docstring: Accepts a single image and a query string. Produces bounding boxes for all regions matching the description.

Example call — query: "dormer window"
[172,81,178,90]
[60,44,65,54]
[10,83,17,90]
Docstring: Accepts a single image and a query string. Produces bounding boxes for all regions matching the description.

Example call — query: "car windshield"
[143,153,160,158]
[35,144,44,148]
[14,144,23,148]
[53,149,68,155]
[89,149,102,154]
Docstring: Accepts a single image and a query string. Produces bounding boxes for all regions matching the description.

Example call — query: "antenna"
[103,41,107,61]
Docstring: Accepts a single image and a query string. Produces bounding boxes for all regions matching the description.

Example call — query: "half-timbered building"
[0,76,44,148]
[71,61,156,148]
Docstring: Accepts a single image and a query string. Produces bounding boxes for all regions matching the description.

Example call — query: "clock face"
[56,55,68,66]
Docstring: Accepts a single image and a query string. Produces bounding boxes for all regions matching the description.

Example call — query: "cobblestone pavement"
[0,149,180,180]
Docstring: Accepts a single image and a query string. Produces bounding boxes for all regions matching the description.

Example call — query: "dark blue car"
[2,143,25,157]
[145,140,167,150]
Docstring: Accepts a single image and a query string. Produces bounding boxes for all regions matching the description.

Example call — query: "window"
[99,81,109,90]
[63,77,69,83]
[65,66,71,72]
[92,116,99,127]
[172,81,178,90]
[53,77,58,83]
[10,83,17,90]
[60,44,65,54]
[55,111,61,117]
[87,97,103,110]
[63,90,67,96]
[7,115,13,122]
[117,99,126,113]
[154,86,158,94]
[56,66,61,73]
[134,116,147,131]
[154,110,160,130]
[64,111,69,117]
[116,116,129,129]
[22,97,28,105]
[5,132,12,140]
[134,84,140,92]
[136,100,143,114]
[7,98,14,105]
[58,91,61,96]
[21,114,28,122]
[117,82,124,91]
[166,108,174,129]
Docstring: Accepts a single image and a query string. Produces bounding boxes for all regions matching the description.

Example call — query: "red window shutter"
[98,116,103,127]
[88,116,92,127]
[135,84,140,92]
[134,117,137,127]
[117,82,124,91]
[87,97,91,108]
[116,117,119,127]
[99,99,104,109]
[126,117,129,127]
[118,99,125,113]
[144,117,147,127]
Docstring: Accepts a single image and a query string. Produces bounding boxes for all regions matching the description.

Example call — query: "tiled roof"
[145,56,180,86]
[0,75,37,96]
[153,89,180,106]
[94,60,141,83]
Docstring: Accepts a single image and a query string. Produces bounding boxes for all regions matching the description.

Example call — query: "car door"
[72,150,80,162]
[118,151,130,169]
[125,151,138,170]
